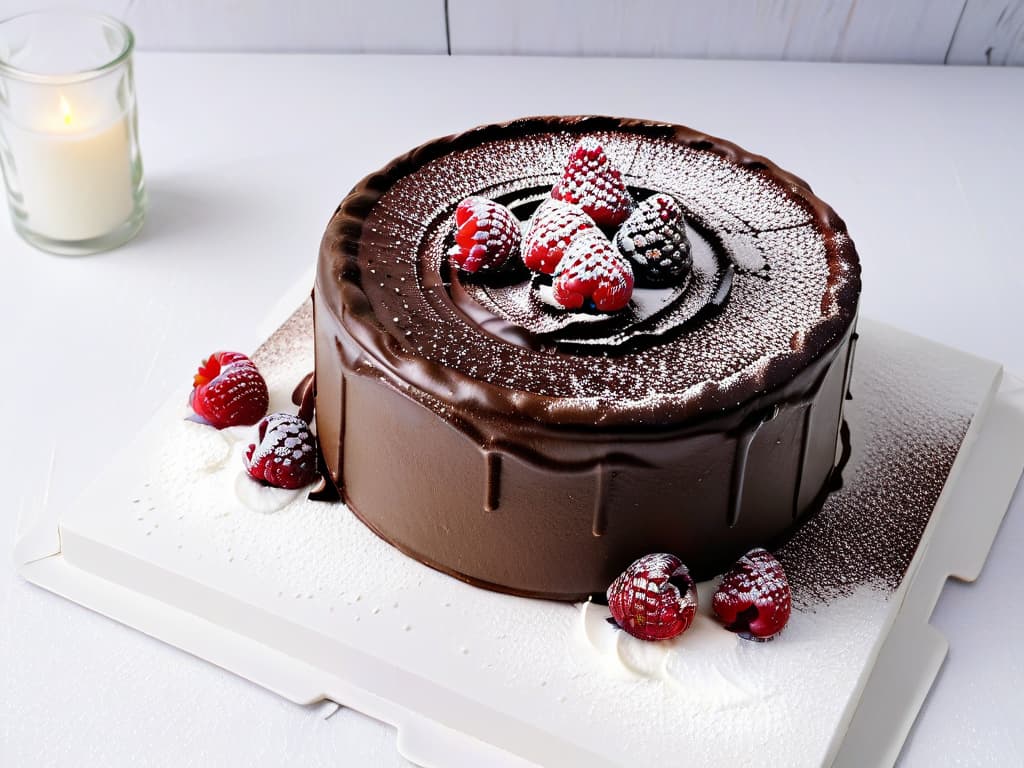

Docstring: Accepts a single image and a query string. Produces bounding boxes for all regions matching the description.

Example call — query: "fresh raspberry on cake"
[607,553,698,641]
[551,138,634,229]
[448,196,522,274]
[523,198,597,275]
[552,231,634,312]
[190,351,269,429]
[615,193,693,287]
[712,548,792,641]
[244,412,319,490]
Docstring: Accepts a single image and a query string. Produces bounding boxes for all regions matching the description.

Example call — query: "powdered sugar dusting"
[356,128,840,413]
[92,306,986,768]
[628,138,811,232]
[779,331,976,604]
[725,550,789,608]
[251,300,315,401]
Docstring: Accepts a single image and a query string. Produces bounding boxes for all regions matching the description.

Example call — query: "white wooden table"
[2,52,1022,767]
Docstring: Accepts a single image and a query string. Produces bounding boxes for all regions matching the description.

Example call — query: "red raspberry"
[552,231,634,312]
[712,548,792,641]
[190,351,269,429]
[448,196,522,274]
[523,198,596,275]
[551,138,634,229]
[607,553,698,641]
[243,412,318,490]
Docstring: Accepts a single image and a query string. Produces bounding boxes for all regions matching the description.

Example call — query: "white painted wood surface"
[948,0,1024,65]
[1,0,1022,65]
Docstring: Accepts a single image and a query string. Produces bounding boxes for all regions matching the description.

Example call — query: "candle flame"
[59,95,73,126]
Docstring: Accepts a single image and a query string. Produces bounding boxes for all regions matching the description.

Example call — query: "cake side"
[314,307,855,598]
[313,116,861,599]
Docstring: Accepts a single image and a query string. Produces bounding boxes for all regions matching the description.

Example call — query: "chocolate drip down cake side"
[313,116,861,601]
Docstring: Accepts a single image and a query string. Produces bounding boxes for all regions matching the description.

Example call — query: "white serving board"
[16,284,1024,766]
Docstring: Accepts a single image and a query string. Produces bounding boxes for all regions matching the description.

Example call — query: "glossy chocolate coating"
[314,116,861,600]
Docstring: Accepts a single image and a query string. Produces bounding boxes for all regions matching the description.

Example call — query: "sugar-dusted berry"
[712,548,792,641]
[448,196,522,274]
[190,351,269,429]
[552,230,634,312]
[615,193,693,287]
[523,198,596,275]
[551,138,634,229]
[244,412,319,490]
[607,553,698,641]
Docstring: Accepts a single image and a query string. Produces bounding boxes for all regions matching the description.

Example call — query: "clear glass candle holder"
[0,11,145,255]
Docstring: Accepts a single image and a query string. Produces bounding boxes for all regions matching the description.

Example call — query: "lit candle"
[0,11,145,255]
[6,93,136,241]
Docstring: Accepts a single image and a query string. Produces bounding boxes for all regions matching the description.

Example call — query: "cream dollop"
[233,469,303,513]
[578,581,761,709]
[229,426,303,513]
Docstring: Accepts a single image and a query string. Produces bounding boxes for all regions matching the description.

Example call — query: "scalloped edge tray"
[16,273,1024,767]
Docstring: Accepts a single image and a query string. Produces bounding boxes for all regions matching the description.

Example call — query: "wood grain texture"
[0,0,448,53]
[447,0,967,63]
[947,0,1024,64]
[2,0,1021,65]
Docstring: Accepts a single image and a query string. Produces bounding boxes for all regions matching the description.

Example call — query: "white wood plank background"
[0,0,449,53]
[2,0,1024,64]
[1,0,1022,65]
[447,0,967,63]
[948,0,1024,64]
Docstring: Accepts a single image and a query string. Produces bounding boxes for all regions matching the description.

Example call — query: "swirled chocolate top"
[319,116,860,428]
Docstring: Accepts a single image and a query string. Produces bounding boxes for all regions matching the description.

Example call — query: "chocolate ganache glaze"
[314,116,861,601]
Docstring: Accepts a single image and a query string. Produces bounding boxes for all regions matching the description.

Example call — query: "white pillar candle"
[0,11,144,254]
[7,95,135,242]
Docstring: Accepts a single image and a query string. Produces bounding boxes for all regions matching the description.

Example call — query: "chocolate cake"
[314,116,861,601]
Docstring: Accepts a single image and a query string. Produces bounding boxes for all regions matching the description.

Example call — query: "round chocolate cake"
[314,116,860,601]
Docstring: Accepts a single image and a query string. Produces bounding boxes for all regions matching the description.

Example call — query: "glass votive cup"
[0,11,146,255]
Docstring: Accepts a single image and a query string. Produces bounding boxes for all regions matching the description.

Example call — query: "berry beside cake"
[313,116,861,601]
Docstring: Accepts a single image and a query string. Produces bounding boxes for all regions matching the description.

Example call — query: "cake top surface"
[319,116,860,427]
